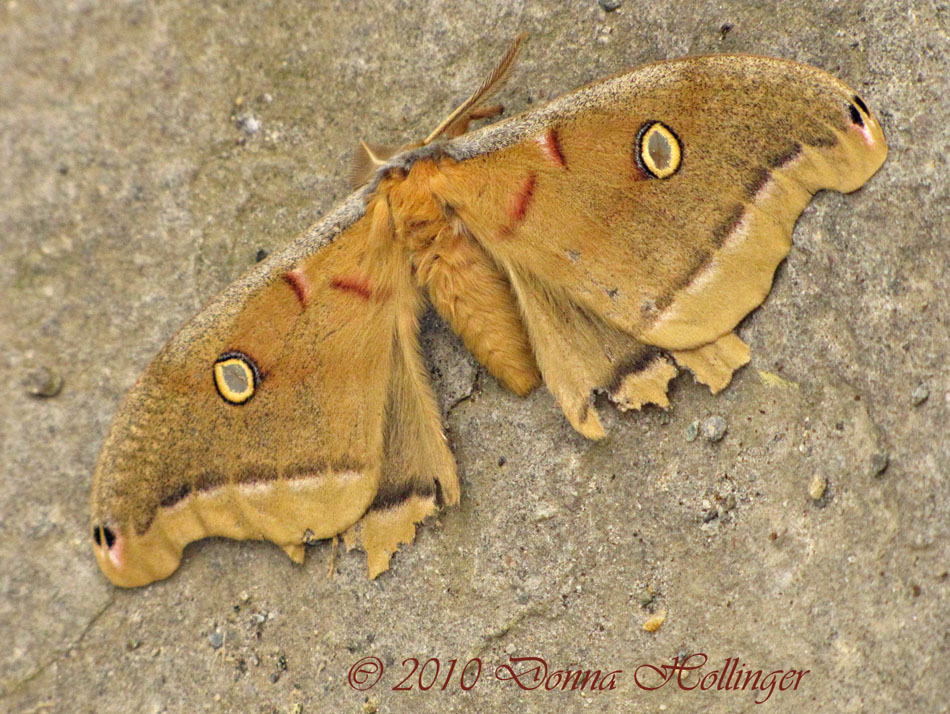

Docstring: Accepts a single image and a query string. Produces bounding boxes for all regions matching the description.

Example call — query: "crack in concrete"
[466,601,561,662]
[2,596,116,699]
[465,543,591,661]
[445,368,481,419]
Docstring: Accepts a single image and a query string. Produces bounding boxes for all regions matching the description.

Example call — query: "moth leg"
[443,103,504,138]
[414,223,541,396]
[327,535,338,580]
[671,332,751,394]
[354,302,459,578]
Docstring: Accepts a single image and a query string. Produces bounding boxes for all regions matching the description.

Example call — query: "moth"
[91,37,887,587]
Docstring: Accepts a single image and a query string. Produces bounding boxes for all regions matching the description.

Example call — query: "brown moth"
[91,37,887,587]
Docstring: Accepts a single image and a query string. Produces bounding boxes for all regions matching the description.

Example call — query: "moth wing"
[429,55,886,431]
[91,195,456,586]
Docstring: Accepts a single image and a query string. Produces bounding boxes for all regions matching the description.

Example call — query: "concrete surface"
[1,1,947,712]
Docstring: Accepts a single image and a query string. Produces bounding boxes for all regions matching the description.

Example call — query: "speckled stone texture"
[2,1,947,712]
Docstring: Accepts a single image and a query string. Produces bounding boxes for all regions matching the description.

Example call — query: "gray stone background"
[1,1,947,712]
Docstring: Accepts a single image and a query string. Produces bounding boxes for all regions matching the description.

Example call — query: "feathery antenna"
[422,33,526,146]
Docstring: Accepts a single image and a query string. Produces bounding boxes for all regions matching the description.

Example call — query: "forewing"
[432,54,887,351]
[91,197,404,586]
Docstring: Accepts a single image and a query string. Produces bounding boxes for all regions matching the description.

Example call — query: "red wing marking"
[537,128,566,167]
[283,268,311,308]
[330,275,373,300]
[510,173,537,225]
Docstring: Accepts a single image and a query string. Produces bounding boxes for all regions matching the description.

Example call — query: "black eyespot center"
[93,524,117,549]
[848,103,865,127]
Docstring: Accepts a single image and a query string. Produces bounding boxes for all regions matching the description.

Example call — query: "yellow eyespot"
[213,352,259,404]
[637,121,681,179]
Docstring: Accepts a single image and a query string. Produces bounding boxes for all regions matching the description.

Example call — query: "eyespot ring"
[213,351,260,405]
[636,121,682,179]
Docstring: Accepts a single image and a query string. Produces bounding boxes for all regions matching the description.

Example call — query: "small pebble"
[701,416,727,442]
[808,474,827,501]
[911,384,929,406]
[236,114,261,134]
[870,450,889,477]
[208,631,224,650]
[685,420,699,442]
[643,609,667,632]
[599,0,622,10]
[362,700,378,714]
[24,366,63,398]
[721,494,737,513]
[534,503,558,522]
[638,587,656,607]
